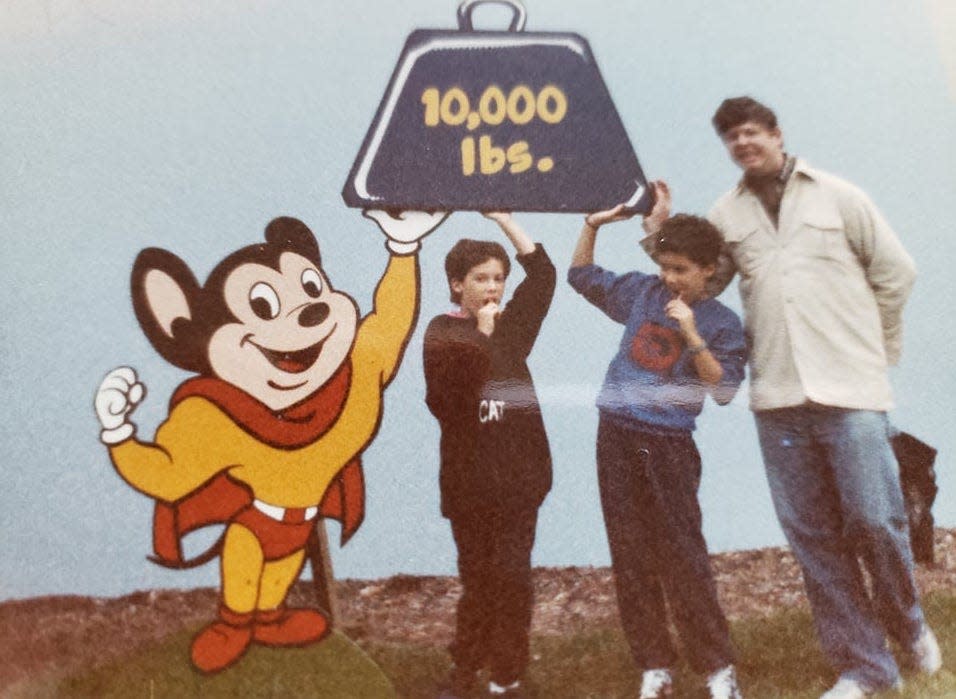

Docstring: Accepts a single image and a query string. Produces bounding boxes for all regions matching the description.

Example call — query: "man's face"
[721,120,785,177]
[451,257,507,318]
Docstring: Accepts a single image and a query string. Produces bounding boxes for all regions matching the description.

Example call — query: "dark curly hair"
[654,215,724,268]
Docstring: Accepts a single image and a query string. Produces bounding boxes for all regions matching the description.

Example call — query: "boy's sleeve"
[423,317,492,424]
[567,264,642,324]
[706,310,748,406]
[495,244,557,359]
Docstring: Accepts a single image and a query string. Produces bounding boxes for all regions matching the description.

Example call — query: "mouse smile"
[243,326,336,374]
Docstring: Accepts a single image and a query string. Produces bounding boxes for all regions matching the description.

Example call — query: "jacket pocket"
[795,210,853,262]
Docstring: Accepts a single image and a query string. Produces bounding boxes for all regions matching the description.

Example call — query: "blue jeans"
[755,406,924,690]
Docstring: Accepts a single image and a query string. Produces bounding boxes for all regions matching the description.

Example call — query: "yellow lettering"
[537,85,568,124]
[479,135,506,174]
[507,141,533,173]
[461,137,476,176]
[421,87,440,126]
[440,87,470,126]
[478,85,507,126]
[507,85,535,125]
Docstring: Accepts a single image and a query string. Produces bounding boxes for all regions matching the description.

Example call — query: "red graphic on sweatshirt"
[631,322,682,373]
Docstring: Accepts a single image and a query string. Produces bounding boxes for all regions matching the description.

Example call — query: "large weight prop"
[343,0,653,214]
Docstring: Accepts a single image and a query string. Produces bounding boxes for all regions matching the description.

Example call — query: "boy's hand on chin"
[476,301,499,336]
[666,294,697,335]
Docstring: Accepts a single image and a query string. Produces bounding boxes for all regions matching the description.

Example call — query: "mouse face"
[132,217,358,412]
[208,251,358,410]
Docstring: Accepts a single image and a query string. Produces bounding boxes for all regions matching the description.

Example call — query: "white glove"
[95,367,145,445]
[363,210,449,255]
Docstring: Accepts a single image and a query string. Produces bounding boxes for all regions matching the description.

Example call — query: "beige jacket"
[706,159,916,412]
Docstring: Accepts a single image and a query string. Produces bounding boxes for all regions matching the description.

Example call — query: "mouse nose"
[298,302,330,327]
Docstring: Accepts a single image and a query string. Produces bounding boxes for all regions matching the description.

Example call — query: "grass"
[366,592,956,698]
[15,630,397,699]
[14,592,956,698]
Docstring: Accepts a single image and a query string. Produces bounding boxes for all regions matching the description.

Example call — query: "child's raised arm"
[482,212,535,256]
[571,204,635,268]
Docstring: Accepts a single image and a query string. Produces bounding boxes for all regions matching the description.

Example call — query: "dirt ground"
[3,530,956,693]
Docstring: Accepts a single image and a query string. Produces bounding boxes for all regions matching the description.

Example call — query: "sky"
[1,0,954,601]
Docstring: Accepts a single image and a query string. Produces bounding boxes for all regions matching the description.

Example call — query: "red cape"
[151,364,365,568]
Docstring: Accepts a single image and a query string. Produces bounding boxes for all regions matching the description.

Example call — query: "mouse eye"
[301,268,323,298]
[249,282,280,320]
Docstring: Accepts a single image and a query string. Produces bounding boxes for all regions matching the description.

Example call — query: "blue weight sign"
[343,3,653,214]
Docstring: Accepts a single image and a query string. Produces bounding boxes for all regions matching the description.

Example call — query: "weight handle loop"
[457,0,527,32]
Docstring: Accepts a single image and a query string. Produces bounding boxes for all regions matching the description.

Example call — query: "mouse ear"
[264,216,321,264]
[131,248,204,372]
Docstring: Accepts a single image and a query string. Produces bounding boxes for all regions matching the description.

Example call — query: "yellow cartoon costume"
[95,212,445,673]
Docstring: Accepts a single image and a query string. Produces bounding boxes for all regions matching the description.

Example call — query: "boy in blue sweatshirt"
[568,195,747,699]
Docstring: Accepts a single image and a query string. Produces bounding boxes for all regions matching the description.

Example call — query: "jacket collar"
[733,155,816,197]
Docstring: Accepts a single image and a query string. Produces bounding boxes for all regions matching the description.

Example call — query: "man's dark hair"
[712,96,778,136]
[444,238,511,304]
[654,215,724,268]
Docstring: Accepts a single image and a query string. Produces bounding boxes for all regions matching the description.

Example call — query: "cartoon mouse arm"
[353,254,420,388]
[357,210,448,386]
[106,398,235,502]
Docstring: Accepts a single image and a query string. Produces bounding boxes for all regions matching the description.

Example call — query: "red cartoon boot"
[253,606,330,647]
[190,605,254,673]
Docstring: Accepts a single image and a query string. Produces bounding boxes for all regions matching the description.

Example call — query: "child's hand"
[476,300,499,336]
[642,180,672,235]
[486,211,535,255]
[482,211,512,225]
[585,203,635,229]
[665,294,697,336]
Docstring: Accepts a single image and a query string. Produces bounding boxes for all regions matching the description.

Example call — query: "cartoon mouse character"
[94,210,446,673]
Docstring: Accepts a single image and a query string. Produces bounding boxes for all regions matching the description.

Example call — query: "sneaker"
[639,668,673,698]
[819,678,871,699]
[909,624,943,676]
[707,665,743,699]
[488,679,524,697]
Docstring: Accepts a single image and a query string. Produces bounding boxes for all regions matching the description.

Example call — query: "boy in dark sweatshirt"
[423,212,555,698]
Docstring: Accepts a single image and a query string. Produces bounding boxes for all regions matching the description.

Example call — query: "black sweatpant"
[448,506,538,685]
[596,414,735,675]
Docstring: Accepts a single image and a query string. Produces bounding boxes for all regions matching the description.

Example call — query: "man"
[647,96,940,699]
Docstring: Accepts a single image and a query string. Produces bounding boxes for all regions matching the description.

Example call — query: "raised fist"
[95,366,145,445]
